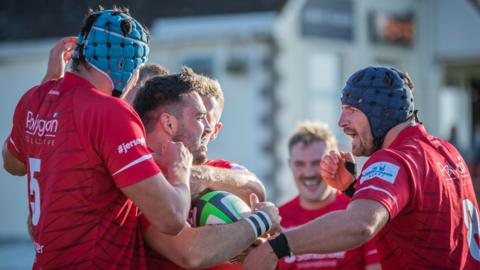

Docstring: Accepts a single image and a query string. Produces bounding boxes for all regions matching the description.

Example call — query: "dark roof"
[0,0,287,41]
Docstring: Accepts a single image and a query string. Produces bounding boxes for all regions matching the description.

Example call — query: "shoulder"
[359,150,410,185]
[17,80,57,105]
[78,90,140,122]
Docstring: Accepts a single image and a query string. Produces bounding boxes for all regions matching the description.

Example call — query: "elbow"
[256,182,267,202]
[249,178,267,202]
[3,162,26,176]
[178,253,214,269]
[160,215,186,236]
[150,207,187,236]
[161,195,190,235]
[177,257,203,270]
[351,221,376,244]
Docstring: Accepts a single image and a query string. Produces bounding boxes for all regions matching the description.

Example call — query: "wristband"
[245,211,272,237]
[268,233,292,259]
[344,161,357,177]
[343,161,357,198]
[343,180,357,198]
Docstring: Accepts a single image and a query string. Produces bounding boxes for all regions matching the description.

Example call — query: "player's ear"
[159,113,178,137]
[210,121,223,141]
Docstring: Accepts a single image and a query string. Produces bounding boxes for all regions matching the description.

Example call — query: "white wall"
[435,0,480,60]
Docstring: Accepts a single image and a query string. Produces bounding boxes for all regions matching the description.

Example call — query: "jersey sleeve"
[205,159,247,171]
[91,101,161,188]
[352,151,411,220]
[6,92,29,164]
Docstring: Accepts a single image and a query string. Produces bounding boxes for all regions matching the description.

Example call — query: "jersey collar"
[62,72,97,90]
[388,125,428,149]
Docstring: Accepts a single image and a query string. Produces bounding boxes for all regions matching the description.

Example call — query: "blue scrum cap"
[75,10,149,94]
[341,66,415,148]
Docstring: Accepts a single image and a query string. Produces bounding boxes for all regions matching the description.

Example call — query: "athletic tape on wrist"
[268,233,292,259]
[245,211,272,237]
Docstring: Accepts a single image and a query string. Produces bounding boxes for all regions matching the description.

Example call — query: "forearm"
[285,210,372,255]
[164,166,192,220]
[143,182,190,235]
[187,220,257,268]
[122,174,190,235]
[191,165,266,202]
[145,219,256,269]
[284,199,388,255]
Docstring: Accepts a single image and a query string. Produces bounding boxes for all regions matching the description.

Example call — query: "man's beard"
[172,134,207,165]
[346,128,375,157]
[352,137,375,157]
[192,149,208,165]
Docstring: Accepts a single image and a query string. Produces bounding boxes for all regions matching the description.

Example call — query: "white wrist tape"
[245,211,272,237]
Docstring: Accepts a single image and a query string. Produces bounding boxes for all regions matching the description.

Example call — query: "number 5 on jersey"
[29,158,41,226]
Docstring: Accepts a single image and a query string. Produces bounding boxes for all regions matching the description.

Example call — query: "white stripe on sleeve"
[112,154,153,176]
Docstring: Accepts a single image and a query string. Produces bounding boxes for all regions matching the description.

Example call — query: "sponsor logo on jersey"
[437,156,469,181]
[34,241,44,254]
[360,161,400,184]
[25,111,59,137]
[284,251,346,263]
[117,138,146,154]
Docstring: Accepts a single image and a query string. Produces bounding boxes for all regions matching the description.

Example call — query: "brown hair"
[138,64,170,85]
[196,76,225,110]
[288,121,338,153]
[133,66,203,132]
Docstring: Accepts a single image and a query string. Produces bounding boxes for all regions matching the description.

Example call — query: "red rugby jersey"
[278,194,379,270]
[353,125,480,269]
[144,159,244,270]
[7,72,161,269]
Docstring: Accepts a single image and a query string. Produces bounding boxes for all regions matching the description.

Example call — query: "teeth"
[303,180,320,187]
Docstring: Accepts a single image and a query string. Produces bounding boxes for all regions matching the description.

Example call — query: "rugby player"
[244,66,480,270]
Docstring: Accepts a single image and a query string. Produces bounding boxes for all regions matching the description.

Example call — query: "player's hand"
[242,241,277,270]
[250,194,281,235]
[320,150,356,191]
[42,37,78,83]
[154,141,193,185]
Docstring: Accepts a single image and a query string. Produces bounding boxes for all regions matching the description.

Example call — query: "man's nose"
[204,119,213,134]
[338,111,348,128]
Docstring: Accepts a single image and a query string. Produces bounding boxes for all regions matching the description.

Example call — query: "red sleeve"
[6,91,30,164]
[352,151,411,220]
[363,238,380,265]
[205,159,232,169]
[89,100,161,188]
[206,159,247,171]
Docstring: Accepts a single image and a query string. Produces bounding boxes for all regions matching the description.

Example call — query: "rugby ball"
[192,191,251,227]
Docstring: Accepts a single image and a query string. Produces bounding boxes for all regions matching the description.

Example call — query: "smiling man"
[278,121,379,270]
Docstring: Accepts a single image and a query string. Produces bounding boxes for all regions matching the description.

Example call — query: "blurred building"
[0,0,479,248]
